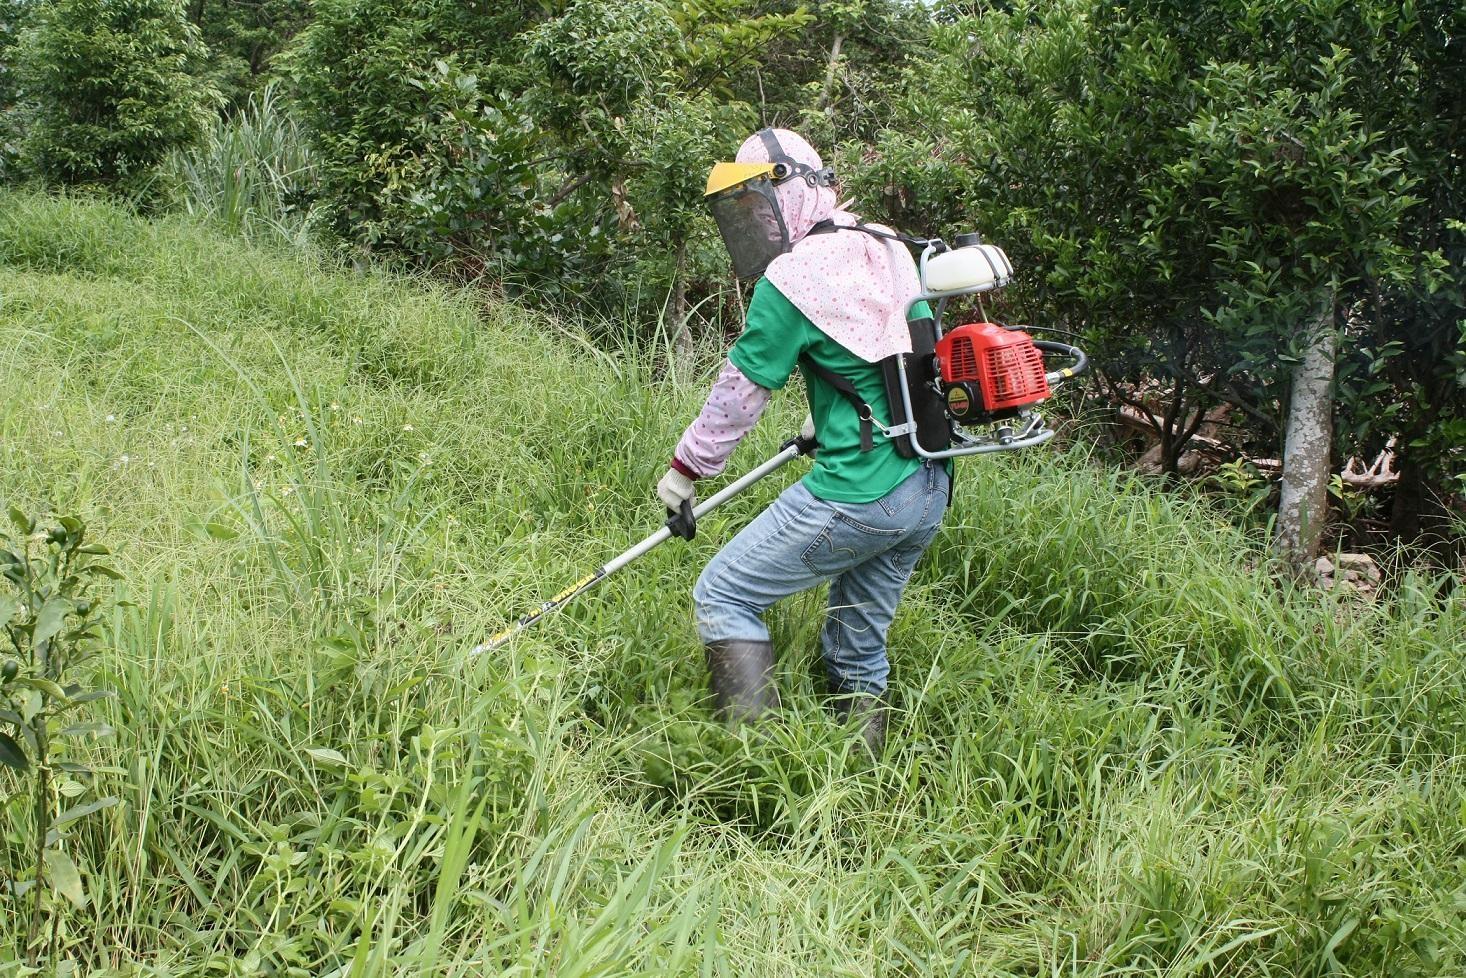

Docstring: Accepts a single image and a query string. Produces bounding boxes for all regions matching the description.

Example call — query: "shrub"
[12,0,216,191]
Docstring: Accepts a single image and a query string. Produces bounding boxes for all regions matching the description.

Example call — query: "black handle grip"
[666,497,697,540]
[781,432,820,456]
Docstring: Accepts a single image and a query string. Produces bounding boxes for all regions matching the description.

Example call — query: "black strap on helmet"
[756,129,836,189]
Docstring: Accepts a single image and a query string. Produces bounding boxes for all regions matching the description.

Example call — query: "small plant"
[0,508,119,967]
[1206,458,1273,520]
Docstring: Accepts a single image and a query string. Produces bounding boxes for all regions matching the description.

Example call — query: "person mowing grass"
[655,128,949,753]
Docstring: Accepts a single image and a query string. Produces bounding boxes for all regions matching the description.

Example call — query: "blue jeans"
[693,460,949,696]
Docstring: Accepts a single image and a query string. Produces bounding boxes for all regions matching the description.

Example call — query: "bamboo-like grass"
[160,83,320,247]
[0,191,1461,975]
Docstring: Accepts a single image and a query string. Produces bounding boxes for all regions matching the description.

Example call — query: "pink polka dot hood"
[735,128,921,363]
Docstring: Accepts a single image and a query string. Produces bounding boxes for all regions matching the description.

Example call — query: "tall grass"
[161,83,320,246]
[0,191,1462,975]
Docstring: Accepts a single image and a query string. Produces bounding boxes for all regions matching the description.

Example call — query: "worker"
[655,128,949,754]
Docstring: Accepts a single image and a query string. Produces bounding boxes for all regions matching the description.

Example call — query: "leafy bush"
[190,0,311,110]
[855,0,1464,549]
[10,0,216,191]
[0,511,119,967]
[0,0,31,177]
[283,0,541,250]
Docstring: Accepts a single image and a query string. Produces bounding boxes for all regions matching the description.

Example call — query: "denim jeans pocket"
[801,511,904,577]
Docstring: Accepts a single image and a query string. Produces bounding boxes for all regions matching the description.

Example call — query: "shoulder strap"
[806,219,931,251]
[799,355,875,452]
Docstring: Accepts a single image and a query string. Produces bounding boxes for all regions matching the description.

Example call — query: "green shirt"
[729,279,931,504]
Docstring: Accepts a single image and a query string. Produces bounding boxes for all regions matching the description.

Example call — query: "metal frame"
[879,241,1075,460]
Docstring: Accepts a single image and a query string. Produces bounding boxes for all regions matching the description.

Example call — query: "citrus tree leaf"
[33,596,72,647]
[0,731,28,771]
[7,506,31,535]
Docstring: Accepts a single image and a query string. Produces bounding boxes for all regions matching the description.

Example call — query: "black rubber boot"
[829,692,889,757]
[704,639,780,723]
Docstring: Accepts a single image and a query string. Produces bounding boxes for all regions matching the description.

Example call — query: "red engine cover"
[936,323,1050,411]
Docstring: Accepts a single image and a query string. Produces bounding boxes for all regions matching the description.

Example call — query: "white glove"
[800,413,818,458]
[656,468,696,512]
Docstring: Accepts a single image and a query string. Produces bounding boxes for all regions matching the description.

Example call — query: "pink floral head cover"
[734,128,920,363]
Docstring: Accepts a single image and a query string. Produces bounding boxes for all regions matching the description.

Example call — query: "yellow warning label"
[946,386,971,417]
[549,573,597,605]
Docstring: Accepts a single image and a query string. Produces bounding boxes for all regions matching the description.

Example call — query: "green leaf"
[33,596,72,647]
[303,747,349,768]
[15,676,69,702]
[54,797,118,829]
[43,848,86,908]
[8,506,32,535]
[203,522,239,541]
[57,722,114,739]
[0,592,17,627]
[20,689,42,724]
[76,544,110,556]
[65,690,116,707]
[0,731,28,771]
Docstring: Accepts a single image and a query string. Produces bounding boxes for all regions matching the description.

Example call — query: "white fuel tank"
[923,243,1014,294]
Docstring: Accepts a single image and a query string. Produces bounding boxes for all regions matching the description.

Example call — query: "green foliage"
[10,0,217,192]
[855,0,1463,527]
[0,510,119,966]
[283,0,932,319]
[0,0,34,177]
[2,191,1463,976]
[160,81,320,245]
[732,0,931,142]
[283,0,544,249]
[385,59,593,280]
[188,0,311,109]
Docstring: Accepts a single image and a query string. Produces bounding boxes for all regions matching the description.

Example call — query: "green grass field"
[0,192,1462,976]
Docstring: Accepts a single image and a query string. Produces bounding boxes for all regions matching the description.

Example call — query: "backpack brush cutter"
[471,233,1087,655]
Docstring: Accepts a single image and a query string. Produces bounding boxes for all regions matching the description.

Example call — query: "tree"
[0,0,36,177]
[855,0,1454,567]
[284,0,546,250]
[285,0,813,337]
[13,0,216,190]
[188,0,312,109]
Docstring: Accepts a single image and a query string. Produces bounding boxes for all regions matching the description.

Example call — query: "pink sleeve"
[673,360,773,479]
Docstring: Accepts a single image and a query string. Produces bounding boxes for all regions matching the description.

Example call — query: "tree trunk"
[1274,296,1338,570]
[670,238,692,380]
[819,34,845,112]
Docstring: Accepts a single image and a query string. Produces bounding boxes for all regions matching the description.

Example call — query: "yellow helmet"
[704,129,837,279]
[704,161,776,197]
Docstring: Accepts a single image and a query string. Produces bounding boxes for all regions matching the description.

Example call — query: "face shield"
[705,130,836,279]
[707,176,789,280]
